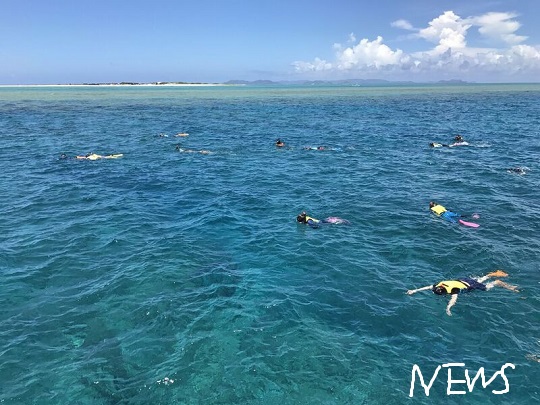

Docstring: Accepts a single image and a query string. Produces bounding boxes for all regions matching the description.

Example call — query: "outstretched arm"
[446,294,458,316]
[406,285,433,295]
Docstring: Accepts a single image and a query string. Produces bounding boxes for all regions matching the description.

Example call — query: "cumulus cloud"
[295,36,408,74]
[469,12,527,45]
[336,36,407,69]
[292,10,540,81]
[417,11,470,53]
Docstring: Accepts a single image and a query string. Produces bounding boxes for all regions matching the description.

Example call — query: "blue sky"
[1,0,539,84]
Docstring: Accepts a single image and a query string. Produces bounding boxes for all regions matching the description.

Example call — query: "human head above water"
[432,285,447,295]
[429,201,436,208]
[296,211,307,223]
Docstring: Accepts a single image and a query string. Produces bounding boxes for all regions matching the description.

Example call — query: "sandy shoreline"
[0,83,231,88]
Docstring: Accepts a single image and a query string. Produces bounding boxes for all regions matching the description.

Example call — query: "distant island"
[224,79,471,86]
[5,79,473,87]
[78,81,223,86]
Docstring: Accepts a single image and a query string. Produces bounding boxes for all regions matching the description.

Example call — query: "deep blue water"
[0,84,539,404]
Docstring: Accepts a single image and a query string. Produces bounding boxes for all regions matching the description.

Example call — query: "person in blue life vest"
[406,270,519,316]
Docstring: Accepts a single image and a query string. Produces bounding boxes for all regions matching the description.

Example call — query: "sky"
[1,0,540,84]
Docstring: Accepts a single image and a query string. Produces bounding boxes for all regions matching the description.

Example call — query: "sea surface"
[0,84,539,404]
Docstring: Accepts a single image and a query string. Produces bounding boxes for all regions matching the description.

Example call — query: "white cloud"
[391,19,414,31]
[417,10,470,53]
[297,36,407,73]
[336,36,407,69]
[292,57,332,72]
[469,12,527,45]
[292,10,540,81]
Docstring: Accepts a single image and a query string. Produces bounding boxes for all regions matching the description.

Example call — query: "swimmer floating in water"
[275,138,285,147]
[175,144,212,154]
[449,134,469,147]
[429,142,449,148]
[296,211,350,228]
[507,167,528,175]
[406,270,519,316]
[76,153,123,160]
[429,201,479,226]
[303,146,342,151]
[429,201,462,223]
[430,135,469,148]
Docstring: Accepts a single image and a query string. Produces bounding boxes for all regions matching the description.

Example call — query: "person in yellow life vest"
[429,201,461,223]
[406,270,519,316]
[296,211,321,228]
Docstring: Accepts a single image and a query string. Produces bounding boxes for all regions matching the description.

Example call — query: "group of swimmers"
[425,201,519,314]
[294,132,525,316]
[60,131,522,317]
[429,135,529,175]
[296,200,519,316]
[60,132,214,161]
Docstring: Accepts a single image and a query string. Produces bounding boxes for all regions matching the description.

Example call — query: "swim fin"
[488,270,508,278]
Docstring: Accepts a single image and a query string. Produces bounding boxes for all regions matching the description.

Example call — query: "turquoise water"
[0,84,539,404]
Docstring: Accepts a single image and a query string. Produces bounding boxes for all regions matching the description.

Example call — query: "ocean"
[0,84,539,404]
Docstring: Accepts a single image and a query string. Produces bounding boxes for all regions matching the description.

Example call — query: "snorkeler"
[296,212,350,228]
[406,270,519,316]
[429,201,461,223]
[276,138,285,147]
[507,167,528,175]
[76,153,123,160]
[296,212,320,227]
[449,134,469,147]
[302,146,341,151]
[175,144,212,154]
[430,201,480,227]
[430,135,468,148]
